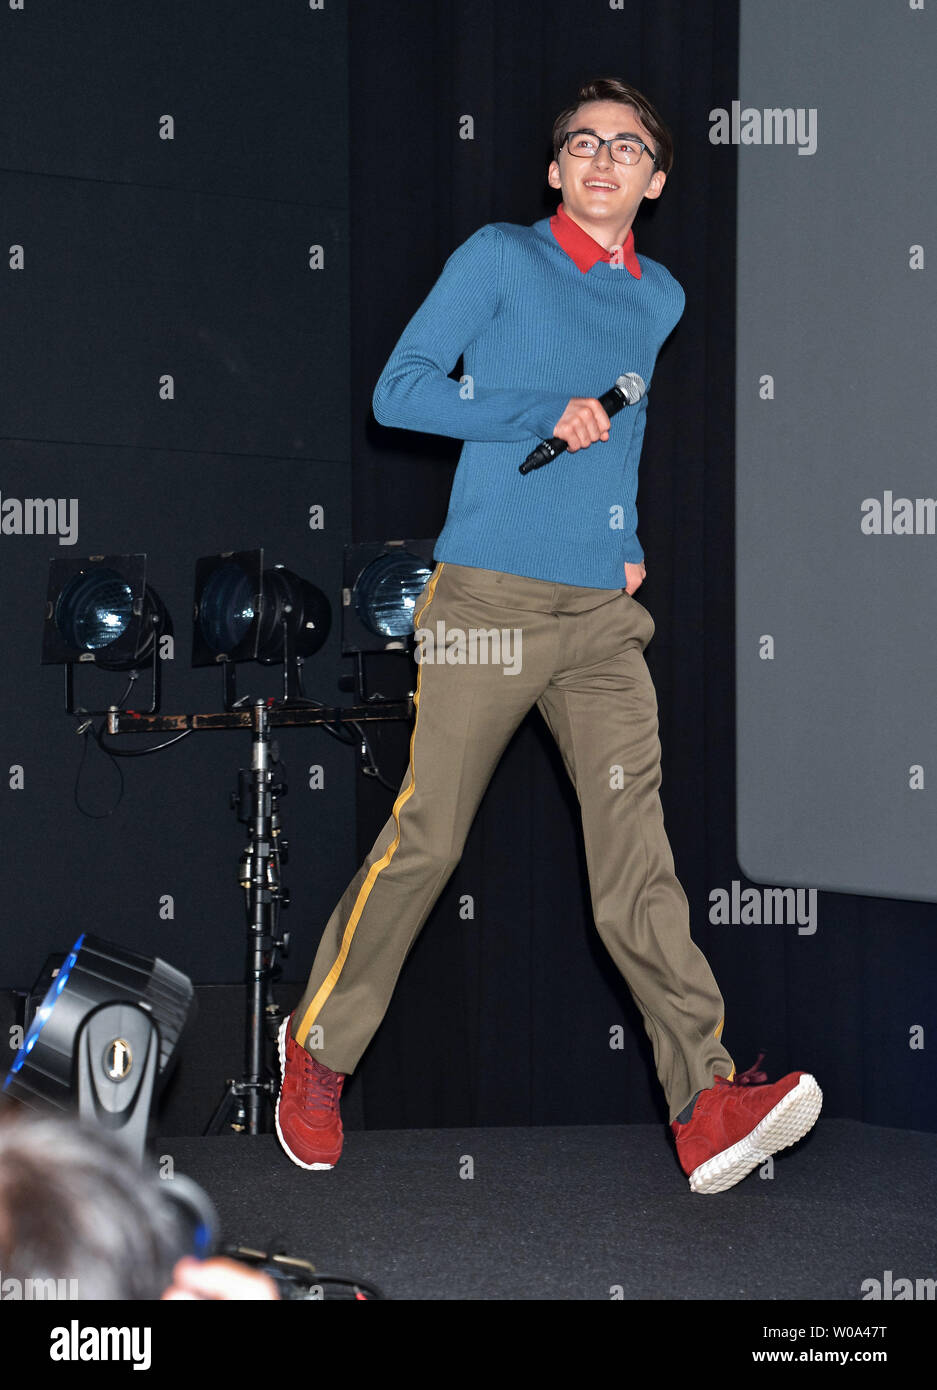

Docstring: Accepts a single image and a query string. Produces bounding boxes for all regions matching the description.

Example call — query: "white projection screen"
[735,0,937,901]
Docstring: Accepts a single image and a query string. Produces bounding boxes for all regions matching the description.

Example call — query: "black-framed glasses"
[563,130,657,167]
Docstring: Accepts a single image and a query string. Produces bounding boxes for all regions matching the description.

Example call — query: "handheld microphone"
[519,372,647,475]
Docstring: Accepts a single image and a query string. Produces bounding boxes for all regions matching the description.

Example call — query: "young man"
[275,77,822,1194]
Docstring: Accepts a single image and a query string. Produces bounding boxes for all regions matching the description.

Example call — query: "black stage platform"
[156,1117,937,1301]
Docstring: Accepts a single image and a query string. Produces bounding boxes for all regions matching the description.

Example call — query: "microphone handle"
[519,383,628,475]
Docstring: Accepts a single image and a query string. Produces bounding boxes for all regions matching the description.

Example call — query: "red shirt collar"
[549,202,642,278]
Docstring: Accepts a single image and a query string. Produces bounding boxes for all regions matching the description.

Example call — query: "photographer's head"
[0,1108,190,1300]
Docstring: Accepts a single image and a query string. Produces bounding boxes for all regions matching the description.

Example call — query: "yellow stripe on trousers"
[715,1016,735,1082]
[294,563,445,1049]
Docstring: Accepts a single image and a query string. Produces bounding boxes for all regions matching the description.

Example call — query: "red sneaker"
[275,1013,345,1170]
[672,1061,822,1194]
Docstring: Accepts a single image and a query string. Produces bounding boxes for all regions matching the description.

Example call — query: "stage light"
[192,548,331,707]
[56,569,133,652]
[193,549,331,666]
[3,934,195,1162]
[43,554,170,670]
[42,554,172,714]
[192,550,263,666]
[256,564,331,665]
[341,540,436,654]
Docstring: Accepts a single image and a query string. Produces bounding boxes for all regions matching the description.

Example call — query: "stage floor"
[154,1117,937,1300]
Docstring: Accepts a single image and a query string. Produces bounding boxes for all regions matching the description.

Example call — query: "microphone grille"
[616,372,647,405]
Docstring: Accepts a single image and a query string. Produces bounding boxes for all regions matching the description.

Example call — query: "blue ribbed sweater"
[372,216,685,589]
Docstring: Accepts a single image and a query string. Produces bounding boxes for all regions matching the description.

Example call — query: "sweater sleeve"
[372,224,572,444]
[620,393,648,565]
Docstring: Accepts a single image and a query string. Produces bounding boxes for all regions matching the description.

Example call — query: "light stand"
[107,694,413,1136]
[205,699,289,1135]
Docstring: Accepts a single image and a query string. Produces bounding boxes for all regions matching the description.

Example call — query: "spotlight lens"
[55,571,133,651]
[354,554,434,638]
[5,934,85,1083]
[199,562,256,654]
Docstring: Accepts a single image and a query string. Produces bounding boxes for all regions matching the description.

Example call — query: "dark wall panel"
[0,3,355,994]
[3,174,349,459]
[3,3,346,200]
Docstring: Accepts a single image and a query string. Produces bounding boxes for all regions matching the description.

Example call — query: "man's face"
[548,100,666,236]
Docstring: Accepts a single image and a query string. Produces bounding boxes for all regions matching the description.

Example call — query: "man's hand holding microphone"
[551,396,613,452]
[522,374,648,596]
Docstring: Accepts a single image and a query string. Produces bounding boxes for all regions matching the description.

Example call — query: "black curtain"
[341,0,936,1134]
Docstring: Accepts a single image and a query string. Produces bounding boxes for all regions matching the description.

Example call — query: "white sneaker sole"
[688,1073,823,1194]
[274,1016,336,1171]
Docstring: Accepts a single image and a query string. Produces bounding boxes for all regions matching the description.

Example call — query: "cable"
[348,720,403,793]
[72,720,124,820]
[96,723,193,757]
[295,663,410,783]
[293,668,359,745]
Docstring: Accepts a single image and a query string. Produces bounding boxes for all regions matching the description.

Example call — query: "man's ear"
[547,159,562,191]
[643,169,667,201]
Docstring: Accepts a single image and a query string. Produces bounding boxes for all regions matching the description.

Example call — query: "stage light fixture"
[341,540,436,655]
[192,549,263,666]
[42,554,172,714]
[256,563,331,665]
[3,934,195,1163]
[192,548,331,707]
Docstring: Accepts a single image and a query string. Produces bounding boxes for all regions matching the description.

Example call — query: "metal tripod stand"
[205,699,288,1134]
[107,679,414,1138]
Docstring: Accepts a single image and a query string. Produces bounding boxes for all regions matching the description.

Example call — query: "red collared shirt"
[549,201,642,278]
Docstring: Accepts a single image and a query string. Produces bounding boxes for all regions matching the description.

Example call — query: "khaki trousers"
[293,561,735,1122]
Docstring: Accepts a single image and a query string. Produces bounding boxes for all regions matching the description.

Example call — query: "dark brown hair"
[0,1109,190,1299]
[551,77,673,176]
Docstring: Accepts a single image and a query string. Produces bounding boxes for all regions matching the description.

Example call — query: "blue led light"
[3,934,85,1086]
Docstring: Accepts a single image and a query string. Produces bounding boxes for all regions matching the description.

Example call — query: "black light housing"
[193,549,331,666]
[3,935,195,1163]
[256,564,331,665]
[192,549,331,708]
